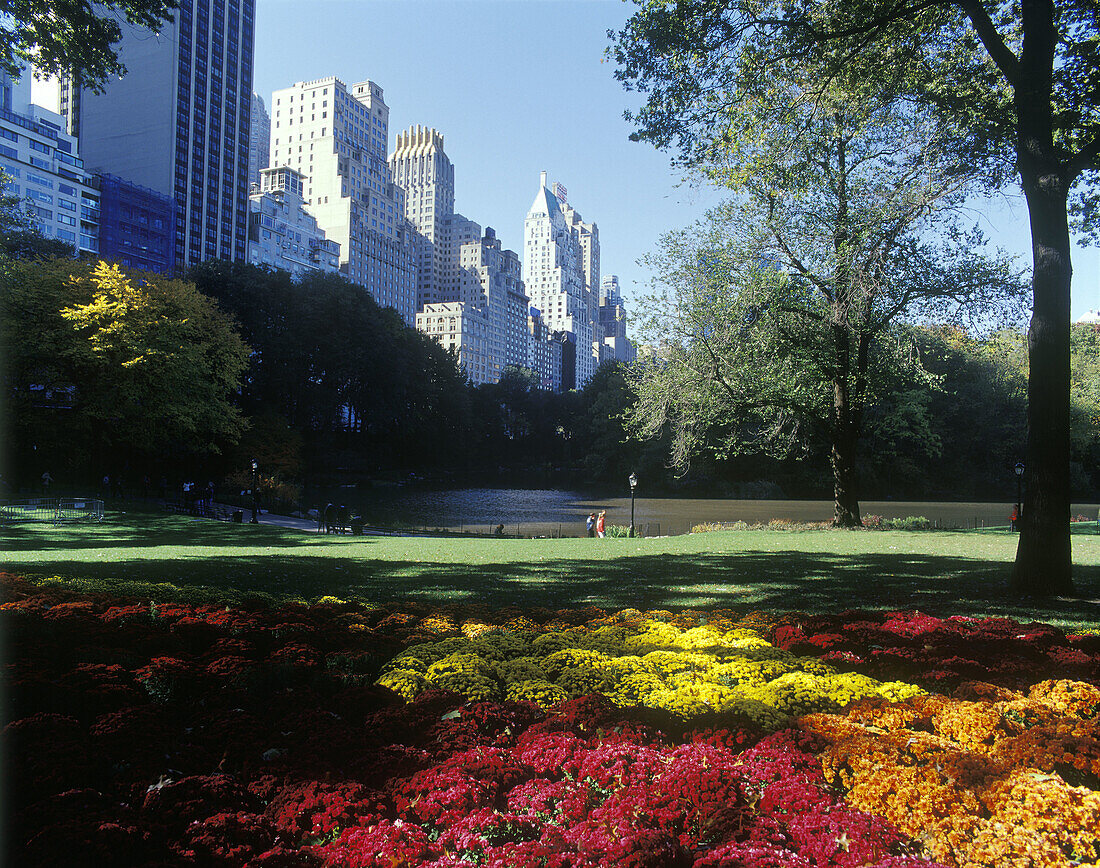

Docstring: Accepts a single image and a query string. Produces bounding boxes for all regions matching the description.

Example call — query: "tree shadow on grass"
[8,547,1099,628]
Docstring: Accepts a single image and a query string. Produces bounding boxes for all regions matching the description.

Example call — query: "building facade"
[389,125,455,308]
[0,70,99,255]
[61,0,256,270]
[270,76,416,324]
[248,92,270,188]
[522,172,596,390]
[415,228,528,385]
[527,306,563,392]
[598,274,637,364]
[94,173,177,272]
[458,227,528,383]
[248,165,339,278]
[559,187,600,360]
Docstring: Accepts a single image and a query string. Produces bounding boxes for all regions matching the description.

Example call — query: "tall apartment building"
[598,274,637,364]
[0,70,99,255]
[270,77,415,324]
[389,126,453,307]
[559,185,600,339]
[248,93,270,188]
[248,166,339,278]
[523,172,597,389]
[461,227,528,382]
[415,226,528,386]
[61,0,256,270]
[527,306,563,392]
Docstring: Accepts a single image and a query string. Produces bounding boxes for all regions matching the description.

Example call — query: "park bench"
[321,504,363,534]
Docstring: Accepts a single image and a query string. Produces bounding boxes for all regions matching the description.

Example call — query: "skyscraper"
[522,172,597,389]
[61,0,256,270]
[598,274,636,364]
[389,126,454,308]
[248,92,270,188]
[269,77,415,324]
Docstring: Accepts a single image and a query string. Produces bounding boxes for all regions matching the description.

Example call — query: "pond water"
[310,487,1100,537]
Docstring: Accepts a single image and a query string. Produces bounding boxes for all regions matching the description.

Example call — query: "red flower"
[311,819,435,867]
[265,780,387,841]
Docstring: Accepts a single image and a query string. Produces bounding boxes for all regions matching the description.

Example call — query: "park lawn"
[3,508,1099,629]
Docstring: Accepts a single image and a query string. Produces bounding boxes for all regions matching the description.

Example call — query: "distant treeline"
[2,257,1097,502]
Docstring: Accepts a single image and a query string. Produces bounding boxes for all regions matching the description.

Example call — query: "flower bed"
[2,573,1098,867]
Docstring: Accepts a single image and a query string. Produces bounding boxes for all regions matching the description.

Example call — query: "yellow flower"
[506,679,568,709]
[376,669,427,701]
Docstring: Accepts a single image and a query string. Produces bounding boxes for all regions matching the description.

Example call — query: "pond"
[308,487,1100,537]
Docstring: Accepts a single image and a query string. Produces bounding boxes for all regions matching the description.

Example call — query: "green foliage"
[188,261,470,472]
[1070,324,1100,493]
[0,1,178,93]
[612,0,1097,591]
[1,258,248,468]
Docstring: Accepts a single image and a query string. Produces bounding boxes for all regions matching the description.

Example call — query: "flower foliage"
[2,572,1098,867]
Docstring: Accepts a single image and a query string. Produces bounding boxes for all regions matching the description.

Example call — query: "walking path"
[252,510,320,533]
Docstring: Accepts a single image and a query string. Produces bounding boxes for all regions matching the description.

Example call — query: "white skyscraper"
[598,274,636,364]
[390,126,454,307]
[270,77,415,324]
[523,172,597,389]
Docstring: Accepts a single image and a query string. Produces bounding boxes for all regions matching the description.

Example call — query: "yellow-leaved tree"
[2,258,249,472]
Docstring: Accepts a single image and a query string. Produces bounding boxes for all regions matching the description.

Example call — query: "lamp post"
[1013,462,1024,532]
[250,459,259,524]
[628,472,638,538]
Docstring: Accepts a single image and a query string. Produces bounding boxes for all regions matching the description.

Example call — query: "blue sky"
[252,0,1099,318]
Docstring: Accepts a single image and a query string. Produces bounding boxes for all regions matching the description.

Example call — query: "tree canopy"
[1,0,178,91]
[611,0,1099,593]
[616,38,1026,525]
[1,258,249,477]
[188,261,472,473]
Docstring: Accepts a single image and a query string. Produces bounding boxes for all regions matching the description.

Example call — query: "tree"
[610,0,1099,593]
[619,58,1025,524]
[1,258,249,478]
[0,0,177,92]
[189,261,471,474]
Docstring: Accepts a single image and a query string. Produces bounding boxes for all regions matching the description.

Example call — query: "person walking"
[586,513,596,538]
[596,510,606,539]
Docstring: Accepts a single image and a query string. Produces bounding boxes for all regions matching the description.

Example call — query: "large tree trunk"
[831,377,862,527]
[831,434,863,527]
[1011,167,1073,595]
[1010,0,1074,596]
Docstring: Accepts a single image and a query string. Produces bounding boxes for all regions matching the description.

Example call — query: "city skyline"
[250,0,1098,320]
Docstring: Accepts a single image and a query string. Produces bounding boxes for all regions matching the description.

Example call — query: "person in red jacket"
[596,510,606,538]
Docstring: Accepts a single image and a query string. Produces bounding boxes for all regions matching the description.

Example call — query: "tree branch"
[955,0,1020,87]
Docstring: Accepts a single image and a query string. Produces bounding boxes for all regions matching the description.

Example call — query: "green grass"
[3,508,1100,629]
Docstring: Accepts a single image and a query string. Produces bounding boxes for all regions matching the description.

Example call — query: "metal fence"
[0,498,105,525]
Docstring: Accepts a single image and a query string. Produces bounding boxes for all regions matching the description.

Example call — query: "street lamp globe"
[629,472,638,490]
[1014,462,1025,477]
